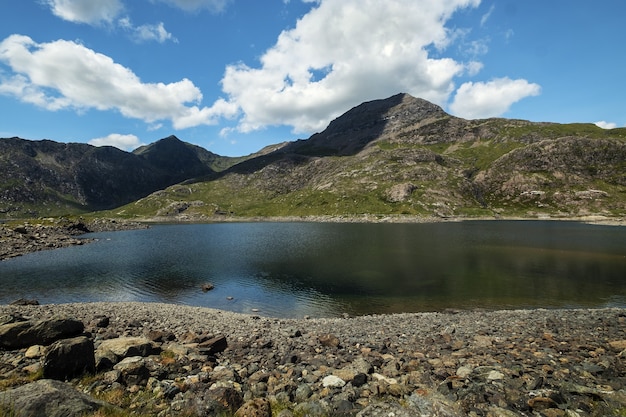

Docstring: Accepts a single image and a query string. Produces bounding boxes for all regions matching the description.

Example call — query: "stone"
[91,315,110,328]
[352,373,368,387]
[0,379,113,417]
[319,333,340,348]
[25,344,46,358]
[608,340,626,351]
[456,365,473,378]
[43,336,95,381]
[207,386,244,413]
[96,336,157,360]
[235,398,271,417]
[322,375,346,388]
[295,383,313,402]
[0,317,84,349]
[334,368,357,382]
[113,356,151,386]
[487,370,505,381]
[198,334,228,354]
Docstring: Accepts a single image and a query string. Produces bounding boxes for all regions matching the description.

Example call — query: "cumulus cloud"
[45,0,176,43]
[89,133,144,151]
[449,77,541,119]
[43,0,124,25]
[0,34,230,128]
[595,121,617,129]
[213,0,481,134]
[154,0,232,13]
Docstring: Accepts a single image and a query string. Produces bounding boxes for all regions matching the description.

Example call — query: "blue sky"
[0,1,624,156]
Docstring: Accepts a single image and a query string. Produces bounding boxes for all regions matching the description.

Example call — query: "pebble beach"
[1,302,626,416]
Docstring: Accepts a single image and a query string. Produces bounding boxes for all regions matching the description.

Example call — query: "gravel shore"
[2,302,626,416]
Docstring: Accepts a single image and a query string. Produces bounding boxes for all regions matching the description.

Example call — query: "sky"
[0,1,624,156]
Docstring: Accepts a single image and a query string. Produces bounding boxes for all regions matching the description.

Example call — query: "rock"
[318,333,340,348]
[90,315,110,328]
[0,379,113,417]
[96,336,157,360]
[235,398,271,417]
[25,344,46,359]
[0,317,84,349]
[608,340,626,351]
[0,313,27,326]
[198,334,228,355]
[146,329,175,342]
[322,374,346,388]
[207,386,244,413]
[9,298,39,306]
[352,373,368,387]
[386,182,417,203]
[295,383,313,402]
[456,365,473,378]
[113,356,150,386]
[43,336,95,381]
[487,370,505,381]
[333,368,357,382]
[201,283,215,292]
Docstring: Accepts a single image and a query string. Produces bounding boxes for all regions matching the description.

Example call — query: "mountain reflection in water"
[0,221,624,318]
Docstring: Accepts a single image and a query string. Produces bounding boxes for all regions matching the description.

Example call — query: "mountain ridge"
[1,93,625,219]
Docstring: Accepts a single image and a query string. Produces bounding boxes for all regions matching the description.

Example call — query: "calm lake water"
[1,221,624,317]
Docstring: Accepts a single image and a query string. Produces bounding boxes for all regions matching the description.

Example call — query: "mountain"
[126,93,626,220]
[2,94,625,220]
[0,135,231,217]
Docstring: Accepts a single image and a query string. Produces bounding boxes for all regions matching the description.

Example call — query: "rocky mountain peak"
[294,93,449,155]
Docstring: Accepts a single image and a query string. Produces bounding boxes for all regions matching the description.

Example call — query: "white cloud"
[449,77,541,119]
[480,4,495,27]
[118,18,176,43]
[43,0,124,25]
[595,121,617,129]
[154,0,232,13]
[0,34,226,128]
[89,133,144,151]
[212,0,481,134]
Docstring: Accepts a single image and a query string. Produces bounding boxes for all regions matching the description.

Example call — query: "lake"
[1,221,624,318]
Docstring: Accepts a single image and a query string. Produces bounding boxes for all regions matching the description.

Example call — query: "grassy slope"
[103,121,626,221]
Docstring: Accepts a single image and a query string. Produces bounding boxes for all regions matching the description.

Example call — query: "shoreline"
[1,213,623,261]
[2,301,626,416]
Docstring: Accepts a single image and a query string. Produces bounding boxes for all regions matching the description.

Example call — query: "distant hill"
[2,93,625,220]
[0,135,233,217]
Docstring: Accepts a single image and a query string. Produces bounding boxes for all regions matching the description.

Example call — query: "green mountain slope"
[114,94,626,220]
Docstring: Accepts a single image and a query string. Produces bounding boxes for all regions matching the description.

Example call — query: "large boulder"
[0,379,113,417]
[0,317,84,349]
[96,336,158,359]
[43,336,95,380]
[95,336,159,371]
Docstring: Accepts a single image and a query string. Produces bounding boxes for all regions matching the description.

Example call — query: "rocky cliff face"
[2,94,625,219]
